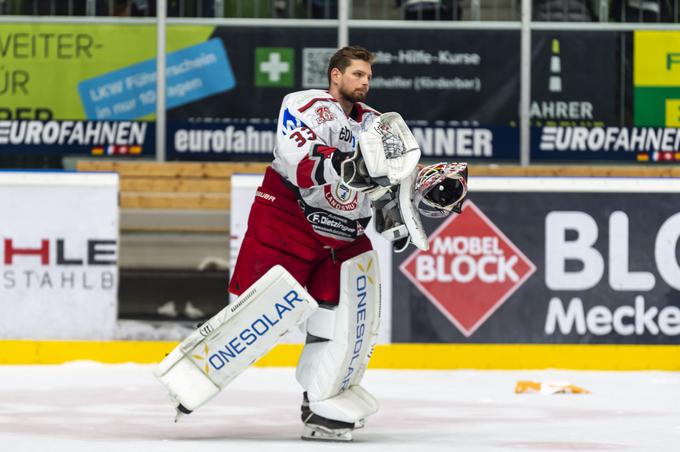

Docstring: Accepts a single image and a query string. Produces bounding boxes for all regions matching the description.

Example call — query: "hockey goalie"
[155,45,468,442]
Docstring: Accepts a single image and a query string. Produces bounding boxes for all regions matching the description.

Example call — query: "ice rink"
[1,363,678,451]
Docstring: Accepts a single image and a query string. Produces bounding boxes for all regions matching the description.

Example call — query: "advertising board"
[394,177,680,344]
[0,171,119,339]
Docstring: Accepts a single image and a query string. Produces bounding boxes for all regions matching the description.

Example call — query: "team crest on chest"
[324,183,358,211]
[315,105,336,124]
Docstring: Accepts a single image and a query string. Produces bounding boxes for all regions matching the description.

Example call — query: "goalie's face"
[332,59,372,104]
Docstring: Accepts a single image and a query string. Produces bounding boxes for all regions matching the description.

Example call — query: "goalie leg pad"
[295,251,381,424]
[155,265,318,413]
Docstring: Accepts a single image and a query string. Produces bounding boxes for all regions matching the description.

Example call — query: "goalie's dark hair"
[327,46,375,85]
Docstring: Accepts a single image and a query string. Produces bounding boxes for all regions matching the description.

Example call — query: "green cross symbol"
[255,48,294,87]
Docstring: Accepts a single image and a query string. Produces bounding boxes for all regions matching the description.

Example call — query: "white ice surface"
[1,363,678,451]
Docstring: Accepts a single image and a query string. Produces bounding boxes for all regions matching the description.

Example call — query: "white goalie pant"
[296,250,381,424]
[155,265,318,414]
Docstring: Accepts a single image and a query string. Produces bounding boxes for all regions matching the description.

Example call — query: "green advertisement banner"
[0,23,215,120]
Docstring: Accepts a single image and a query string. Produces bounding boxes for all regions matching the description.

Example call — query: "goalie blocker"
[155,265,318,418]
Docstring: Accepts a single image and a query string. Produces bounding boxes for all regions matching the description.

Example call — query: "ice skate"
[301,392,355,442]
[301,413,355,442]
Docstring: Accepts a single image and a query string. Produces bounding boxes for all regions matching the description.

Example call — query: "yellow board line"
[1,341,679,370]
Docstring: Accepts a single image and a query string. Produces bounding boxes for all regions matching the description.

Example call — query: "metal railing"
[1,0,676,22]
[0,0,214,17]
[0,0,497,19]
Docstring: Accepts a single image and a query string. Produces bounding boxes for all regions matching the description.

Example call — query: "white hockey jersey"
[271,89,380,242]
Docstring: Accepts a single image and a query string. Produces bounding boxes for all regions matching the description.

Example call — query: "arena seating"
[76,160,269,214]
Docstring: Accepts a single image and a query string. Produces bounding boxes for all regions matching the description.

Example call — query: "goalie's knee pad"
[295,251,381,424]
[155,265,318,415]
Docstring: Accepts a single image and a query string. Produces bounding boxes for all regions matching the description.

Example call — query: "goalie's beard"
[339,86,368,104]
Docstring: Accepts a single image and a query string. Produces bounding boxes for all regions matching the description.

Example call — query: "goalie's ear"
[329,67,343,87]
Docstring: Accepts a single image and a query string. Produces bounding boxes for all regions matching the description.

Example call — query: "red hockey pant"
[229,167,372,305]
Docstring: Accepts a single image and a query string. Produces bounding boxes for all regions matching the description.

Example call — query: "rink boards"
[1,174,680,369]
[1,341,678,370]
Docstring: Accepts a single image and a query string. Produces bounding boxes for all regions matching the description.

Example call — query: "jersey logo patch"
[315,105,336,124]
[324,184,358,211]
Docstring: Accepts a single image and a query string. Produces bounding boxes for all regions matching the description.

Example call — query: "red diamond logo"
[400,201,536,337]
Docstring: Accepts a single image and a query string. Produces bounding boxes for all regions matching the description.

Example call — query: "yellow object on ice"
[515,380,591,395]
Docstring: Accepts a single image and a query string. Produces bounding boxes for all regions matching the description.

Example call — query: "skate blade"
[301,425,353,442]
